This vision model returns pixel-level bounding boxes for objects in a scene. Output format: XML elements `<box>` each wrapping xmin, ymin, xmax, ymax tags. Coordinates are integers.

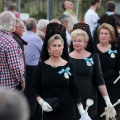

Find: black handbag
<box><xmin>44</xmin><ymin>97</ymin><xmax>60</xmax><ymax>109</ymax></box>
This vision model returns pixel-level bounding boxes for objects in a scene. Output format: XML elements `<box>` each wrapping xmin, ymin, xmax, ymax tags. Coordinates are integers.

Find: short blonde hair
<box><xmin>47</xmin><ymin>34</ymin><xmax>64</xmax><ymax>47</ymax></box>
<box><xmin>98</xmin><ymin>23</ymin><xmax>115</xmax><ymax>43</ymax></box>
<box><xmin>71</xmin><ymin>29</ymin><xmax>89</xmax><ymax>42</ymax></box>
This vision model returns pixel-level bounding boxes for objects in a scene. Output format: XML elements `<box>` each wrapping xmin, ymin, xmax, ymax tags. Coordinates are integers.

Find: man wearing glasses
<box><xmin>12</xmin><ymin>18</ymin><xmax>28</xmax><ymax>90</ymax></box>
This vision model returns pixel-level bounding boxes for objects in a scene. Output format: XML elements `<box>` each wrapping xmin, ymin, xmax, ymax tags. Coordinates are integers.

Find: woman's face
<box><xmin>72</xmin><ymin>34</ymin><xmax>87</xmax><ymax>51</ymax></box>
<box><xmin>48</xmin><ymin>39</ymin><xmax>64</xmax><ymax>58</ymax></box>
<box><xmin>99</xmin><ymin>28</ymin><xmax>111</xmax><ymax>43</ymax></box>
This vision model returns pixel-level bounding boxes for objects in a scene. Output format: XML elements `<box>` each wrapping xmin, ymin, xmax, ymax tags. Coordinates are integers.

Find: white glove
<box><xmin>103</xmin><ymin>96</ymin><xmax>116</xmax><ymax>118</ymax></box>
<box><xmin>103</xmin><ymin>96</ymin><xmax>112</xmax><ymax>109</ymax></box>
<box><xmin>38</xmin><ymin>98</ymin><xmax>53</xmax><ymax>112</ymax></box>
<box><xmin>78</xmin><ymin>104</ymin><xmax>92</xmax><ymax>120</ymax></box>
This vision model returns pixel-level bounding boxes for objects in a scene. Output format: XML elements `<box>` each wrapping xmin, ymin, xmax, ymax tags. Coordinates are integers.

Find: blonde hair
<box><xmin>71</xmin><ymin>29</ymin><xmax>89</xmax><ymax>42</ymax></box>
<box><xmin>47</xmin><ymin>34</ymin><xmax>64</xmax><ymax>47</ymax></box>
<box><xmin>98</xmin><ymin>23</ymin><xmax>116</xmax><ymax>43</ymax></box>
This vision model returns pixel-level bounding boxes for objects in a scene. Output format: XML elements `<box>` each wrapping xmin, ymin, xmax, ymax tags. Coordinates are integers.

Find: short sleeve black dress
<box><xmin>31</xmin><ymin>61</ymin><xmax>81</xmax><ymax>120</ymax></box>
<box><xmin>95</xmin><ymin>45</ymin><xmax>120</xmax><ymax>116</ymax></box>
<box><xmin>69</xmin><ymin>53</ymin><xmax>105</xmax><ymax>120</ymax></box>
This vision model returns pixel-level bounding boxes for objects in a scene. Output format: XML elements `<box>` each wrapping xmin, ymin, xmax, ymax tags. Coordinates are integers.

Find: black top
<box><xmin>69</xmin><ymin>53</ymin><xmax>105</xmax><ymax>100</ymax></box>
<box><xmin>12</xmin><ymin>32</ymin><xmax>28</xmax><ymax>52</ymax></box>
<box><xmin>12</xmin><ymin>32</ymin><xmax>28</xmax><ymax>80</ymax></box>
<box><xmin>95</xmin><ymin>45</ymin><xmax>120</xmax><ymax>84</ymax></box>
<box><xmin>31</xmin><ymin>61</ymin><xmax>81</xmax><ymax>109</ymax></box>
<box><xmin>95</xmin><ymin>45</ymin><xmax>120</xmax><ymax>116</ymax></box>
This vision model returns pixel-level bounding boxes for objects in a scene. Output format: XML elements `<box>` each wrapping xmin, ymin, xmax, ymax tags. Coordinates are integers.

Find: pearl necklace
<box><xmin>99</xmin><ymin>44</ymin><xmax>110</xmax><ymax>52</ymax></box>
<box><xmin>49</xmin><ymin>58</ymin><xmax>62</xmax><ymax>68</ymax></box>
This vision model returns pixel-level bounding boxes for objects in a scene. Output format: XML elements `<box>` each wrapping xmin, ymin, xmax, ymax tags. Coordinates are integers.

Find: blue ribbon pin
<box><xmin>58</xmin><ymin>67</ymin><xmax>72</xmax><ymax>76</ymax></box>
<box><xmin>84</xmin><ymin>57</ymin><xmax>94</xmax><ymax>65</ymax></box>
<box><xmin>108</xmin><ymin>49</ymin><xmax>117</xmax><ymax>55</ymax></box>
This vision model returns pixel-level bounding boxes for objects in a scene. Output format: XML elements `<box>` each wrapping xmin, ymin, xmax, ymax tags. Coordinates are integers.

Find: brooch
<box><xmin>84</xmin><ymin>57</ymin><xmax>94</xmax><ymax>66</ymax></box>
<box><xmin>58</xmin><ymin>67</ymin><xmax>72</xmax><ymax>79</ymax></box>
<box><xmin>108</xmin><ymin>49</ymin><xmax>117</xmax><ymax>58</ymax></box>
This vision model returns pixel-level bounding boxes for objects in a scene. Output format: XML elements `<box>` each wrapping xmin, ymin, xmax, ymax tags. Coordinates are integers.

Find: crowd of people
<box><xmin>0</xmin><ymin>0</ymin><xmax>120</xmax><ymax>120</ymax></box>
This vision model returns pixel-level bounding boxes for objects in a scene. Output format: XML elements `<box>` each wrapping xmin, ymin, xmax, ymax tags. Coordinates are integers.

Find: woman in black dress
<box><xmin>31</xmin><ymin>23</ymin><xmax>91</xmax><ymax>120</ymax></box>
<box><xmin>69</xmin><ymin>24</ymin><xmax>116</xmax><ymax>120</ymax></box>
<box><xmin>96</xmin><ymin>23</ymin><xmax>120</xmax><ymax>120</ymax></box>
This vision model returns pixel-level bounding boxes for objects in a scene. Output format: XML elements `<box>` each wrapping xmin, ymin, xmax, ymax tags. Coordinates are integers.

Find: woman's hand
<box><xmin>103</xmin><ymin>96</ymin><xmax>116</xmax><ymax>118</ymax></box>
<box><xmin>77</xmin><ymin>104</ymin><xmax>92</xmax><ymax>120</ymax></box>
<box><xmin>79</xmin><ymin>112</ymin><xmax>92</xmax><ymax>120</ymax></box>
<box><xmin>38</xmin><ymin>98</ymin><xmax>53</xmax><ymax>112</ymax></box>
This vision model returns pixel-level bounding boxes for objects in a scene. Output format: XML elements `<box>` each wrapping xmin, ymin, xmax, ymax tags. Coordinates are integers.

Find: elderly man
<box><xmin>13</xmin><ymin>18</ymin><xmax>27</xmax><ymax>50</ymax></box>
<box><xmin>0</xmin><ymin>11</ymin><xmax>25</xmax><ymax>91</ymax></box>
<box><xmin>12</xmin><ymin>18</ymin><xmax>28</xmax><ymax>90</ymax></box>
<box><xmin>36</xmin><ymin>19</ymin><xmax>49</xmax><ymax>41</ymax></box>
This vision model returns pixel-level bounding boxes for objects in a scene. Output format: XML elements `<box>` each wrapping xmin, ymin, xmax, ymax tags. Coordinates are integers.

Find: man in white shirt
<box><xmin>84</xmin><ymin>0</ymin><xmax>101</xmax><ymax>35</ymax></box>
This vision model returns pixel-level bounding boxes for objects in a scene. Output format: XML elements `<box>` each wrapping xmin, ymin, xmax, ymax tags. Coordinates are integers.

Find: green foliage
<box><xmin>1</xmin><ymin>0</ymin><xmax>119</xmax><ymax>20</ymax></box>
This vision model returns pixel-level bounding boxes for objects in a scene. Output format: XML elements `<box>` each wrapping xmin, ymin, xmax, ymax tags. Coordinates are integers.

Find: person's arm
<box><xmin>31</xmin><ymin>62</ymin><xmax>53</xmax><ymax>112</ymax></box>
<box><xmin>98</xmin><ymin>85</ymin><xmax>108</xmax><ymax>96</ymax></box>
<box><xmin>77</xmin><ymin>103</ymin><xmax>92</xmax><ymax>120</ymax></box>
<box><xmin>20</xmin><ymin>82</ymin><xmax>25</xmax><ymax>92</ymax></box>
<box><xmin>94</xmin><ymin>54</ymin><xmax>115</xmax><ymax>109</ymax></box>
<box><xmin>31</xmin><ymin>61</ymin><xmax>42</xmax><ymax>98</ymax></box>
<box><xmin>69</xmin><ymin>62</ymin><xmax>81</xmax><ymax>103</ymax></box>
<box><xmin>36</xmin><ymin>96</ymin><xmax>53</xmax><ymax>112</ymax></box>
<box><xmin>98</xmin><ymin>85</ymin><xmax>112</xmax><ymax>108</ymax></box>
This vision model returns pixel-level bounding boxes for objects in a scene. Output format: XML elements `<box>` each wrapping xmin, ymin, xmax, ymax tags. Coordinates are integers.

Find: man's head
<box><xmin>37</xmin><ymin>19</ymin><xmax>49</xmax><ymax>34</ymax></box>
<box><xmin>91</xmin><ymin>0</ymin><xmax>101</xmax><ymax>9</ymax></box>
<box><xmin>91</xmin><ymin>0</ymin><xmax>101</xmax><ymax>5</ymax></box>
<box><xmin>15</xmin><ymin>19</ymin><xmax>25</xmax><ymax>37</ymax></box>
<box><xmin>0</xmin><ymin>88</ymin><xmax>30</xmax><ymax>120</ymax></box>
<box><xmin>25</xmin><ymin>18</ymin><xmax>37</xmax><ymax>33</ymax></box>
<box><xmin>58</xmin><ymin>14</ymin><xmax>69</xmax><ymax>29</ymax></box>
<box><xmin>106</xmin><ymin>1</ymin><xmax>116</xmax><ymax>13</ymax></box>
<box><xmin>63</xmin><ymin>1</ymin><xmax>74</xmax><ymax>11</ymax></box>
<box><xmin>10</xmin><ymin>5</ymin><xmax>15</xmax><ymax>11</ymax></box>
<box><xmin>50</xmin><ymin>19</ymin><xmax>61</xmax><ymax>24</ymax></box>
<box><xmin>0</xmin><ymin>11</ymin><xmax>16</xmax><ymax>32</ymax></box>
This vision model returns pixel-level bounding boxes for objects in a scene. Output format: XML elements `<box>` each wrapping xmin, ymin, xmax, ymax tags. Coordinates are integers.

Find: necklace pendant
<box><xmin>87</xmin><ymin>61</ymin><xmax>91</xmax><ymax>66</ymax></box>
<box><xmin>111</xmin><ymin>53</ymin><xmax>115</xmax><ymax>58</ymax></box>
<box><xmin>64</xmin><ymin>72</ymin><xmax>69</xmax><ymax>79</ymax></box>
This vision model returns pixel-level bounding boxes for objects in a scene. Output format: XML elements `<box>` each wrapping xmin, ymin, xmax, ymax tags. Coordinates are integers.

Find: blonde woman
<box><xmin>96</xmin><ymin>23</ymin><xmax>120</xmax><ymax>120</ymax></box>
<box><xmin>69</xmin><ymin>28</ymin><xmax>115</xmax><ymax>120</ymax></box>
